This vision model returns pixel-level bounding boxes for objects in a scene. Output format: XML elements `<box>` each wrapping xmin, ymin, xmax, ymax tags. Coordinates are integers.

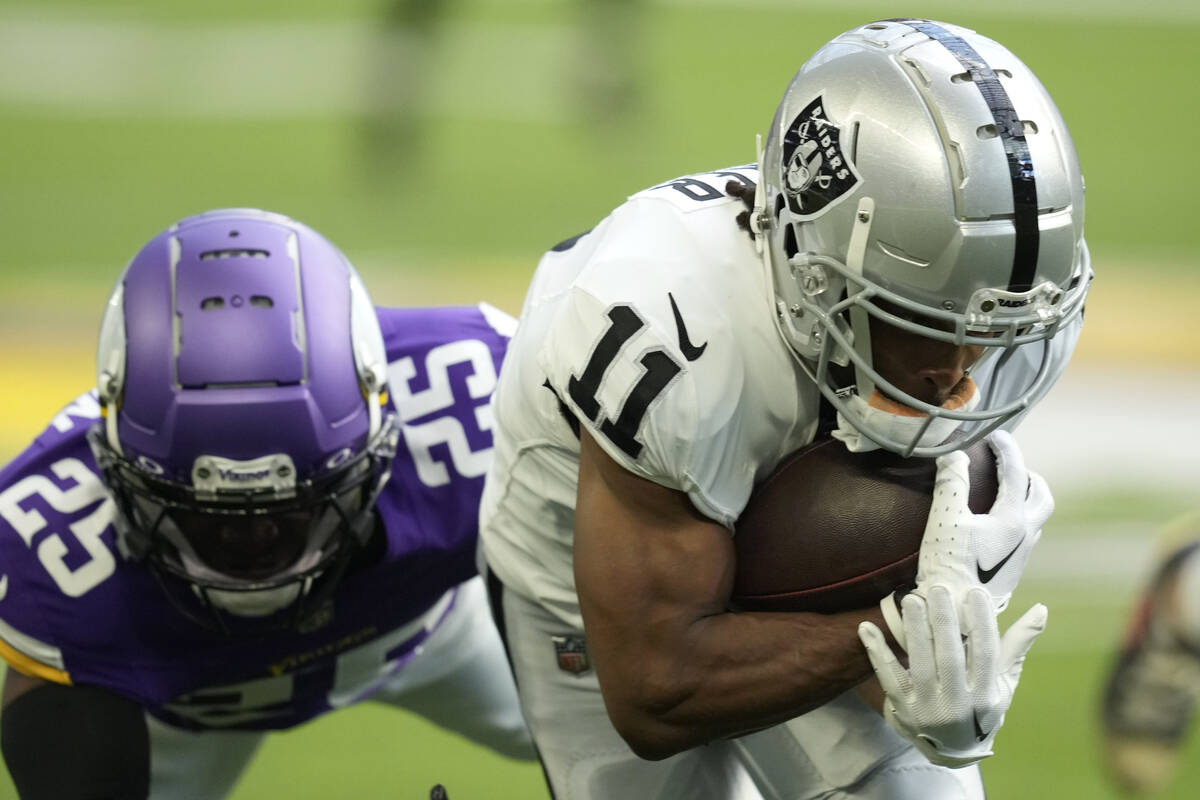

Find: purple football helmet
<box><xmin>88</xmin><ymin>208</ymin><xmax>398</xmax><ymax>634</ymax></box>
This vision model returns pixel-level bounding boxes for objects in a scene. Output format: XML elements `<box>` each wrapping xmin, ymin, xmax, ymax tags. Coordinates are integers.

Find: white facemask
<box><xmin>179</xmin><ymin>548</ymin><xmax>326</xmax><ymax>617</ymax></box>
<box><xmin>203</xmin><ymin>581</ymin><xmax>305</xmax><ymax>617</ymax></box>
<box><xmin>832</xmin><ymin>377</ymin><xmax>980</xmax><ymax>454</ymax></box>
<box><xmin>155</xmin><ymin>505</ymin><xmax>340</xmax><ymax>618</ymax></box>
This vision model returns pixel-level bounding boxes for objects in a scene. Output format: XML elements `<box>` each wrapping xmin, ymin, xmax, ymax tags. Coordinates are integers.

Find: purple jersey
<box><xmin>0</xmin><ymin>305</ymin><xmax>513</xmax><ymax>731</ymax></box>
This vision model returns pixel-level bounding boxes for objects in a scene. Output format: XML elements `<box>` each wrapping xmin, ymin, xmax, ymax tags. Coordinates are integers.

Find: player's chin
<box><xmin>208</xmin><ymin>583</ymin><xmax>303</xmax><ymax>617</ymax></box>
<box><xmin>880</xmin><ymin>376</ymin><xmax>970</xmax><ymax>412</ymax></box>
<box><xmin>873</xmin><ymin>384</ymin><xmax>937</xmax><ymax>414</ymax></box>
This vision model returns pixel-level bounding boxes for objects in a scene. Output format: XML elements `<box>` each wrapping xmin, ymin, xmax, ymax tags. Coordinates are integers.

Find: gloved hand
<box><xmin>859</xmin><ymin>585</ymin><xmax>1047</xmax><ymax>768</ymax></box>
<box><xmin>881</xmin><ymin>429</ymin><xmax>1051</xmax><ymax>649</ymax></box>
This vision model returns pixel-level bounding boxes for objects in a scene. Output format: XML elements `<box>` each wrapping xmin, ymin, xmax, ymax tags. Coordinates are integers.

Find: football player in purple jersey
<box><xmin>0</xmin><ymin>209</ymin><xmax>534</xmax><ymax>799</ymax></box>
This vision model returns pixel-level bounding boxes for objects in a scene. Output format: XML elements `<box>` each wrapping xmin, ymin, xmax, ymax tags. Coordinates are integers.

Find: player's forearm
<box><xmin>594</xmin><ymin>605</ymin><xmax>885</xmax><ymax>760</ymax></box>
<box><xmin>1</xmin><ymin>681</ymin><xmax>149</xmax><ymax>800</ymax></box>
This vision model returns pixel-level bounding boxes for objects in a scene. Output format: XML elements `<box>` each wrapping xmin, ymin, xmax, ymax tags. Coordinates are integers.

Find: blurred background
<box><xmin>1</xmin><ymin>0</ymin><xmax>1198</xmax><ymax>797</ymax></box>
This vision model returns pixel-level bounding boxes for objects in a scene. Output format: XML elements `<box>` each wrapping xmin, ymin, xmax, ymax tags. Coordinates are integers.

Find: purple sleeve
<box><xmin>373</xmin><ymin>305</ymin><xmax>511</xmax><ymax>562</ymax></box>
<box><xmin>0</xmin><ymin>314</ymin><xmax>513</xmax><ymax>731</ymax></box>
<box><xmin>0</xmin><ymin>393</ymin><xmax>124</xmax><ymax>684</ymax></box>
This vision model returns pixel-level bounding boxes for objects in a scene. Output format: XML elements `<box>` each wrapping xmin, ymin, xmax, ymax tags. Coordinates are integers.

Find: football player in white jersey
<box><xmin>479</xmin><ymin>19</ymin><xmax>1090</xmax><ymax>800</ymax></box>
<box><xmin>1101</xmin><ymin>511</ymin><xmax>1200</xmax><ymax>794</ymax></box>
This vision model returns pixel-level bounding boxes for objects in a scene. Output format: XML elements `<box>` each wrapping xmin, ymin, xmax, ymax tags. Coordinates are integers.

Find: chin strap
<box><xmin>754</xmin><ymin>133</ymin><xmax>811</xmax><ymax>369</ymax></box>
<box><xmin>97</xmin><ymin>333</ymin><xmax>126</xmax><ymax>456</ymax></box>
<box><xmin>751</xmin><ymin>134</ymin><xmax>769</xmax><ymax>255</ymax></box>
<box><xmin>844</xmin><ymin>196</ymin><xmax>876</xmax><ymax>400</ymax></box>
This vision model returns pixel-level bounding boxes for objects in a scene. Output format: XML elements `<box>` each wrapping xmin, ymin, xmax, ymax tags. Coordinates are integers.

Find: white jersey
<box><xmin>480</xmin><ymin>165</ymin><xmax>1082</xmax><ymax>629</ymax></box>
<box><xmin>480</xmin><ymin>166</ymin><xmax>822</xmax><ymax>628</ymax></box>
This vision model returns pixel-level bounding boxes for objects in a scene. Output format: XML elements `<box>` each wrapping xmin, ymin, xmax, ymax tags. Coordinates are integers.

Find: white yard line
<box><xmin>1015</xmin><ymin>364</ymin><xmax>1200</xmax><ymax>498</ymax></box>
<box><xmin>0</xmin><ymin>15</ymin><xmax>572</xmax><ymax>120</ymax></box>
<box><xmin>660</xmin><ymin>0</ymin><xmax>1200</xmax><ymax>24</ymax></box>
<box><xmin>1</xmin><ymin>2</ymin><xmax>1195</xmax><ymax>118</ymax></box>
<box><xmin>12</xmin><ymin>0</ymin><xmax>1197</xmax><ymax>24</ymax></box>
<box><xmin>1024</xmin><ymin>527</ymin><xmax>1161</xmax><ymax>587</ymax></box>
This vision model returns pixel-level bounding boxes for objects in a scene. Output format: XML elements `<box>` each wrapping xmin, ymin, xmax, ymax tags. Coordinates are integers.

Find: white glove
<box><xmin>881</xmin><ymin>429</ymin><xmax>1051</xmax><ymax>650</ymax></box>
<box><xmin>859</xmin><ymin>585</ymin><xmax>1047</xmax><ymax>768</ymax></box>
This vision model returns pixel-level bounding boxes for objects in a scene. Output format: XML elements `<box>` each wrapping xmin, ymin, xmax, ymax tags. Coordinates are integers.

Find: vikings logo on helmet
<box><xmin>780</xmin><ymin>95</ymin><xmax>859</xmax><ymax>218</ymax></box>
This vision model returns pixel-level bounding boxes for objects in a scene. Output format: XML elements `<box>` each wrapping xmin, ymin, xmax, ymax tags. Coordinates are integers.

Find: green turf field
<box><xmin>2</xmin><ymin>0</ymin><xmax>1199</xmax><ymax>797</ymax></box>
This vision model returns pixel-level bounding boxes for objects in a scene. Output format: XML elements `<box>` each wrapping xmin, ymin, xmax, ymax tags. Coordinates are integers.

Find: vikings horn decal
<box><xmin>781</xmin><ymin>96</ymin><xmax>860</xmax><ymax>218</ymax></box>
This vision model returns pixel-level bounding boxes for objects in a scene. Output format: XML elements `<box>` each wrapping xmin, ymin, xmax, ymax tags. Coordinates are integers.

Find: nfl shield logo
<box><xmin>552</xmin><ymin>634</ymin><xmax>590</xmax><ymax>675</ymax></box>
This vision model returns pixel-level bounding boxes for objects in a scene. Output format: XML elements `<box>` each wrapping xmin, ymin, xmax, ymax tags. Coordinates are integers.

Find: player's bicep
<box><xmin>575</xmin><ymin>429</ymin><xmax>735</xmax><ymax>662</ymax></box>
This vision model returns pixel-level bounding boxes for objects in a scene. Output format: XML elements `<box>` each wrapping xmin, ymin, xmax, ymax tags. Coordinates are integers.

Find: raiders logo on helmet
<box><xmin>781</xmin><ymin>95</ymin><xmax>860</xmax><ymax>218</ymax></box>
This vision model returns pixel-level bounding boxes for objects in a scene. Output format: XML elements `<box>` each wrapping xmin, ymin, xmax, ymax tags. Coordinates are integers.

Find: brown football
<box><xmin>730</xmin><ymin>438</ymin><xmax>999</xmax><ymax>614</ymax></box>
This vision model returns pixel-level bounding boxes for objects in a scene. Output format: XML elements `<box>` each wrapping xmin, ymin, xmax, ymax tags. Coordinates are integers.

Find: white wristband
<box><xmin>880</xmin><ymin>591</ymin><xmax>908</xmax><ymax>652</ymax></box>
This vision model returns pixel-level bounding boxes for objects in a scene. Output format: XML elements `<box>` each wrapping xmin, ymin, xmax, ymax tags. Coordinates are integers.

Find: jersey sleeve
<box><xmin>0</xmin><ymin>616</ymin><xmax>71</xmax><ymax>685</ymax></box>
<box><xmin>536</xmin><ymin>193</ymin><xmax>760</xmax><ymax>527</ymax></box>
<box><xmin>0</xmin><ymin>397</ymin><xmax>113</xmax><ymax>687</ymax></box>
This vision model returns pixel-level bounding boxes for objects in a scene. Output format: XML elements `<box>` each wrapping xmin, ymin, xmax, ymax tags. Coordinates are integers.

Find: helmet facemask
<box><xmin>89</xmin><ymin>415</ymin><xmax>399</xmax><ymax>635</ymax></box>
<box><xmin>772</xmin><ymin>236</ymin><xmax>1088</xmax><ymax>456</ymax></box>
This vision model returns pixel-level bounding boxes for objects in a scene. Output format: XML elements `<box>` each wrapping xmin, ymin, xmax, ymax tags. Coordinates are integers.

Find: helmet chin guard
<box><xmin>758</xmin><ymin>19</ymin><xmax>1091</xmax><ymax>456</ymax></box>
<box><xmin>92</xmin><ymin>208</ymin><xmax>398</xmax><ymax>634</ymax></box>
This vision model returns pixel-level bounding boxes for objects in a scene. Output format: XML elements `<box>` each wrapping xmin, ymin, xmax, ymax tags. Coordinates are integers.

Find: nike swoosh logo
<box><xmin>977</xmin><ymin>536</ymin><xmax>1025</xmax><ymax>584</ymax></box>
<box><xmin>668</xmin><ymin>292</ymin><xmax>707</xmax><ymax>362</ymax></box>
<box><xmin>974</xmin><ymin>712</ymin><xmax>989</xmax><ymax>742</ymax></box>
<box><xmin>0</xmin><ymin>574</ymin><xmax>7</xmax><ymax>602</ymax></box>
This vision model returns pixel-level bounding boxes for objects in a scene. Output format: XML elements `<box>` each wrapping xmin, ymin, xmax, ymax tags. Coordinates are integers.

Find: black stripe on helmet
<box><xmin>889</xmin><ymin>19</ymin><xmax>1039</xmax><ymax>292</ymax></box>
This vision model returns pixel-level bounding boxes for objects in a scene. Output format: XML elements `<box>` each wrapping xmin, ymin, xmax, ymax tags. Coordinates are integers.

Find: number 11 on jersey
<box><xmin>567</xmin><ymin>305</ymin><xmax>681</xmax><ymax>459</ymax></box>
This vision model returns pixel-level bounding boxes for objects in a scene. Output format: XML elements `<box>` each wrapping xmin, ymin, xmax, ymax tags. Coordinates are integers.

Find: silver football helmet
<box><xmin>755</xmin><ymin>19</ymin><xmax>1091</xmax><ymax>456</ymax></box>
